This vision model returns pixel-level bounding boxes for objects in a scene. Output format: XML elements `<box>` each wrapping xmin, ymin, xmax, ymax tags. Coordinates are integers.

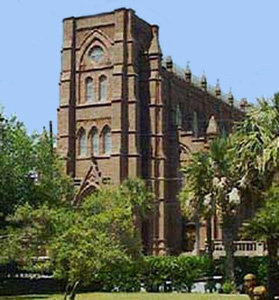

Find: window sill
<box><xmin>76</xmin><ymin>154</ymin><xmax>111</xmax><ymax>160</ymax></box>
<box><xmin>76</xmin><ymin>101</ymin><xmax>110</xmax><ymax>108</ymax></box>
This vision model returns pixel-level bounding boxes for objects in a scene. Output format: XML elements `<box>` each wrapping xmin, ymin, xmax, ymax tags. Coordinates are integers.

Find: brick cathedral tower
<box><xmin>57</xmin><ymin>8</ymin><xmax>243</xmax><ymax>254</ymax></box>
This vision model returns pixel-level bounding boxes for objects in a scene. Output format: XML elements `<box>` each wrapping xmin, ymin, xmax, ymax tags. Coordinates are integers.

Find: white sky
<box><xmin>0</xmin><ymin>0</ymin><xmax>278</xmax><ymax>133</ymax></box>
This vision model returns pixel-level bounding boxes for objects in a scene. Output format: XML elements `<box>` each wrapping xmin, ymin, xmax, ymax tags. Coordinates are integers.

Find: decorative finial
<box><xmin>240</xmin><ymin>98</ymin><xmax>248</xmax><ymax>111</ymax></box>
<box><xmin>166</xmin><ymin>56</ymin><xmax>173</xmax><ymax>71</ymax></box>
<box><xmin>215</xmin><ymin>79</ymin><xmax>221</xmax><ymax>97</ymax></box>
<box><xmin>227</xmin><ymin>87</ymin><xmax>234</xmax><ymax>106</ymax></box>
<box><xmin>185</xmin><ymin>61</ymin><xmax>191</xmax><ymax>83</ymax></box>
<box><xmin>148</xmin><ymin>25</ymin><xmax>162</xmax><ymax>56</ymax></box>
<box><xmin>201</xmin><ymin>71</ymin><xmax>207</xmax><ymax>91</ymax></box>
<box><xmin>201</xmin><ymin>70</ymin><xmax>207</xmax><ymax>82</ymax></box>
<box><xmin>185</xmin><ymin>61</ymin><xmax>191</xmax><ymax>74</ymax></box>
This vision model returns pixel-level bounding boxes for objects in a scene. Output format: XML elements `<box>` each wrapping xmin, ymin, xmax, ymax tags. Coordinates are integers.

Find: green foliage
<box><xmin>214</xmin><ymin>257</ymin><xmax>268</xmax><ymax>287</ymax></box>
<box><xmin>96</xmin><ymin>259</ymin><xmax>142</xmax><ymax>292</ymax></box>
<box><xmin>232</xmin><ymin>95</ymin><xmax>279</xmax><ymax>194</ymax></box>
<box><xmin>120</xmin><ymin>178</ymin><xmax>154</xmax><ymax>219</ymax></box>
<box><xmin>222</xmin><ymin>280</ymin><xmax>236</xmax><ymax>294</ymax></box>
<box><xmin>1</xmin><ymin>179</ymin><xmax>154</xmax><ymax>291</ymax></box>
<box><xmin>179</xmin><ymin>151</ymin><xmax>212</xmax><ymax>219</ymax></box>
<box><xmin>0</xmin><ymin>112</ymin><xmax>35</xmax><ymax>225</ymax></box>
<box><xmin>242</xmin><ymin>185</ymin><xmax>279</xmax><ymax>242</ymax></box>
<box><xmin>142</xmin><ymin>256</ymin><xmax>209</xmax><ymax>292</ymax></box>
<box><xmin>0</xmin><ymin>111</ymin><xmax>73</xmax><ymax>229</ymax></box>
<box><xmin>180</xmin><ymin>137</ymin><xmax>241</xmax><ymax>281</ymax></box>
<box><xmin>235</xmin><ymin>257</ymin><xmax>268</xmax><ymax>286</ymax></box>
<box><xmin>33</xmin><ymin>131</ymin><xmax>73</xmax><ymax>207</ymax></box>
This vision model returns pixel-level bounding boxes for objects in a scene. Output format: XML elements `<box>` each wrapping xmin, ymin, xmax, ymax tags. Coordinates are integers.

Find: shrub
<box><xmin>142</xmin><ymin>255</ymin><xmax>209</xmax><ymax>292</ymax></box>
<box><xmin>222</xmin><ymin>280</ymin><xmax>236</xmax><ymax>294</ymax></box>
<box><xmin>96</xmin><ymin>258</ymin><xmax>142</xmax><ymax>292</ymax></box>
<box><xmin>214</xmin><ymin>256</ymin><xmax>268</xmax><ymax>288</ymax></box>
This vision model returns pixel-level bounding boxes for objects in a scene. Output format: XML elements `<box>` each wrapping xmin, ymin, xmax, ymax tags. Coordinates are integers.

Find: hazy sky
<box><xmin>0</xmin><ymin>0</ymin><xmax>278</xmax><ymax>133</ymax></box>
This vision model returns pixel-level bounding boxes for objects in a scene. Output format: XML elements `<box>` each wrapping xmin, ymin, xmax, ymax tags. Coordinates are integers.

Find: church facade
<box><xmin>57</xmin><ymin>8</ymin><xmax>244</xmax><ymax>255</ymax></box>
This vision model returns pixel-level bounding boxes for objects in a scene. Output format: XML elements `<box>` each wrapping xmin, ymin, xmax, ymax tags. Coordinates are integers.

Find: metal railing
<box><xmin>212</xmin><ymin>240</ymin><xmax>267</xmax><ymax>258</ymax></box>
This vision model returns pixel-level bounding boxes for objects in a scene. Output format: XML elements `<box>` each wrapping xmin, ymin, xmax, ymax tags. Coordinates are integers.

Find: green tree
<box><xmin>179</xmin><ymin>150</ymin><xmax>213</xmax><ymax>257</ymax></box>
<box><xmin>1</xmin><ymin>179</ymin><xmax>154</xmax><ymax>300</ymax></box>
<box><xmin>32</xmin><ymin>128</ymin><xmax>73</xmax><ymax>207</ymax></box>
<box><xmin>243</xmin><ymin>185</ymin><xmax>279</xmax><ymax>298</ymax></box>
<box><xmin>232</xmin><ymin>94</ymin><xmax>279</xmax><ymax>298</ymax></box>
<box><xmin>0</xmin><ymin>111</ymin><xmax>35</xmax><ymax>227</ymax></box>
<box><xmin>0</xmin><ymin>110</ymin><xmax>73</xmax><ymax>229</ymax></box>
<box><xmin>180</xmin><ymin>137</ymin><xmax>242</xmax><ymax>284</ymax></box>
<box><xmin>209</xmin><ymin>137</ymin><xmax>241</xmax><ymax>286</ymax></box>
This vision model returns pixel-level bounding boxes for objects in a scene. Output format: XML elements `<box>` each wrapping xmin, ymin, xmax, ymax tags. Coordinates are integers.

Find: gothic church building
<box><xmin>57</xmin><ymin>8</ymin><xmax>244</xmax><ymax>255</ymax></box>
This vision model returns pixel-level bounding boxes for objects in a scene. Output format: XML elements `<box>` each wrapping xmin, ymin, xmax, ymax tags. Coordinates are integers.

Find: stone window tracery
<box><xmin>89</xmin><ymin>46</ymin><xmax>104</xmax><ymax>63</ymax></box>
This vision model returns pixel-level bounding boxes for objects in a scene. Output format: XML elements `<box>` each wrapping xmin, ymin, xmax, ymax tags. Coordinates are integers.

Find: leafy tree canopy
<box><xmin>0</xmin><ymin>110</ymin><xmax>73</xmax><ymax>229</ymax></box>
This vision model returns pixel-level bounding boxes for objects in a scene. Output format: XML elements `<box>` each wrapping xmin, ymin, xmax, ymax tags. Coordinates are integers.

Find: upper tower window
<box><xmin>89</xmin><ymin>46</ymin><xmax>104</xmax><ymax>63</ymax></box>
<box><xmin>99</xmin><ymin>75</ymin><xmax>108</xmax><ymax>101</ymax></box>
<box><xmin>85</xmin><ymin>77</ymin><xmax>94</xmax><ymax>103</ymax></box>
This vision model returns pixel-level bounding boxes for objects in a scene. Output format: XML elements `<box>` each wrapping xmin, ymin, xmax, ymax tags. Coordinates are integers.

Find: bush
<box><xmin>214</xmin><ymin>256</ymin><xmax>268</xmax><ymax>288</ymax></box>
<box><xmin>222</xmin><ymin>280</ymin><xmax>236</xmax><ymax>294</ymax></box>
<box><xmin>95</xmin><ymin>255</ymin><xmax>210</xmax><ymax>292</ymax></box>
<box><xmin>142</xmin><ymin>255</ymin><xmax>209</xmax><ymax>292</ymax></box>
<box><xmin>96</xmin><ymin>258</ymin><xmax>142</xmax><ymax>292</ymax></box>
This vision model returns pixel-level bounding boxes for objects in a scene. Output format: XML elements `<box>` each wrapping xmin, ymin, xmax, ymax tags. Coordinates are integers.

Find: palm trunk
<box><xmin>64</xmin><ymin>280</ymin><xmax>80</xmax><ymax>300</ymax></box>
<box><xmin>194</xmin><ymin>214</ymin><xmax>201</xmax><ymax>256</ymax></box>
<box><xmin>206</xmin><ymin>216</ymin><xmax>213</xmax><ymax>261</ymax></box>
<box><xmin>222</xmin><ymin>224</ymin><xmax>235</xmax><ymax>284</ymax></box>
<box><xmin>267</xmin><ymin>238</ymin><xmax>279</xmax><ymax>299</ymax></box>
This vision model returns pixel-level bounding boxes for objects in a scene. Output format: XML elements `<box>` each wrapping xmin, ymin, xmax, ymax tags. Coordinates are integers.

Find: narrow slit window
<box><xmin>91</xmin><ymin>128</ymin><xmax>99</xmax><ymax>155</ymax></box>
<box><xmin>99</xmin><ymin>75</ymin><xmax>108</xmax><ymax>101</ymax></box>
<box><xmin>85</xmin><ymin>77</ymin><xmax>94</xmax><ymax>103</ymax></box>
<box><xmin>102</xmin><ymin>126</ymin><xmax>111</xmax><ymax>155</ymax></box>
<box><xmin>79</xmin><ymin>129</ymin><xmax>87</xmax><ymax>156</ymax></box>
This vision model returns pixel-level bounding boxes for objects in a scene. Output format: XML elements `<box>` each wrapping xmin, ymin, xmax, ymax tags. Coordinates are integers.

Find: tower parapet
<box><xmin>162</xmin><ymin>58</ymin><xmax>243</xmax><ymax>109</ymax></box>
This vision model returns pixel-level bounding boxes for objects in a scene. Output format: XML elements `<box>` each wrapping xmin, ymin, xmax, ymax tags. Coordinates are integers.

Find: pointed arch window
<box><xmin>85</xmin><ymin>77</ymin><xmax>94</xmax><ymax>103</ymax></box>
<box><xmin>78</xmin><ymin>128</ymin><xmax>87</xmax><ymax>156</ymax></box>
<box><xmin>91</xmin><ymin>127</ymin><xmax>99</xmax><ymax>155</ymax></box>
<box><xmin>99</xmin><ymin>75</ymin><xmax>108</xmax><ymax>102</ymax></box>
<box><xmin>102</xmin><ymin>126</ymin><xmax>111</xmax><ymax>155</ymax></box>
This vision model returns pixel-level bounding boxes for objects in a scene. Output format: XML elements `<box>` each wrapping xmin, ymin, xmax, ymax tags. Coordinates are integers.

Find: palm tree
<box><xmin>179</xmin><ymin>150</ymin><xmax>213</xmax><ymax>256</ymax></box>
<box><xmin>243</xmin><ymin>185</ymin><xmax>279</xmax><ymax>299</ymax></box>
<box><xmin>208</xmin><ymin>137</ymin><xmax>241</xmax><ymax>284</ymax></box>
<box><xmin>180</xmin><ymin>136</ymin><xmax>242</xmax><ymax>284</ymax></box>
<box><xmin>232</xmin><ymin>95</ymin><xmax>279</xmax><ymax>196</ymax></box>
<box><xmin>233</xmin><ymin>94</ymin><xmax>279</xmax><ymax>298</ymax></box>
